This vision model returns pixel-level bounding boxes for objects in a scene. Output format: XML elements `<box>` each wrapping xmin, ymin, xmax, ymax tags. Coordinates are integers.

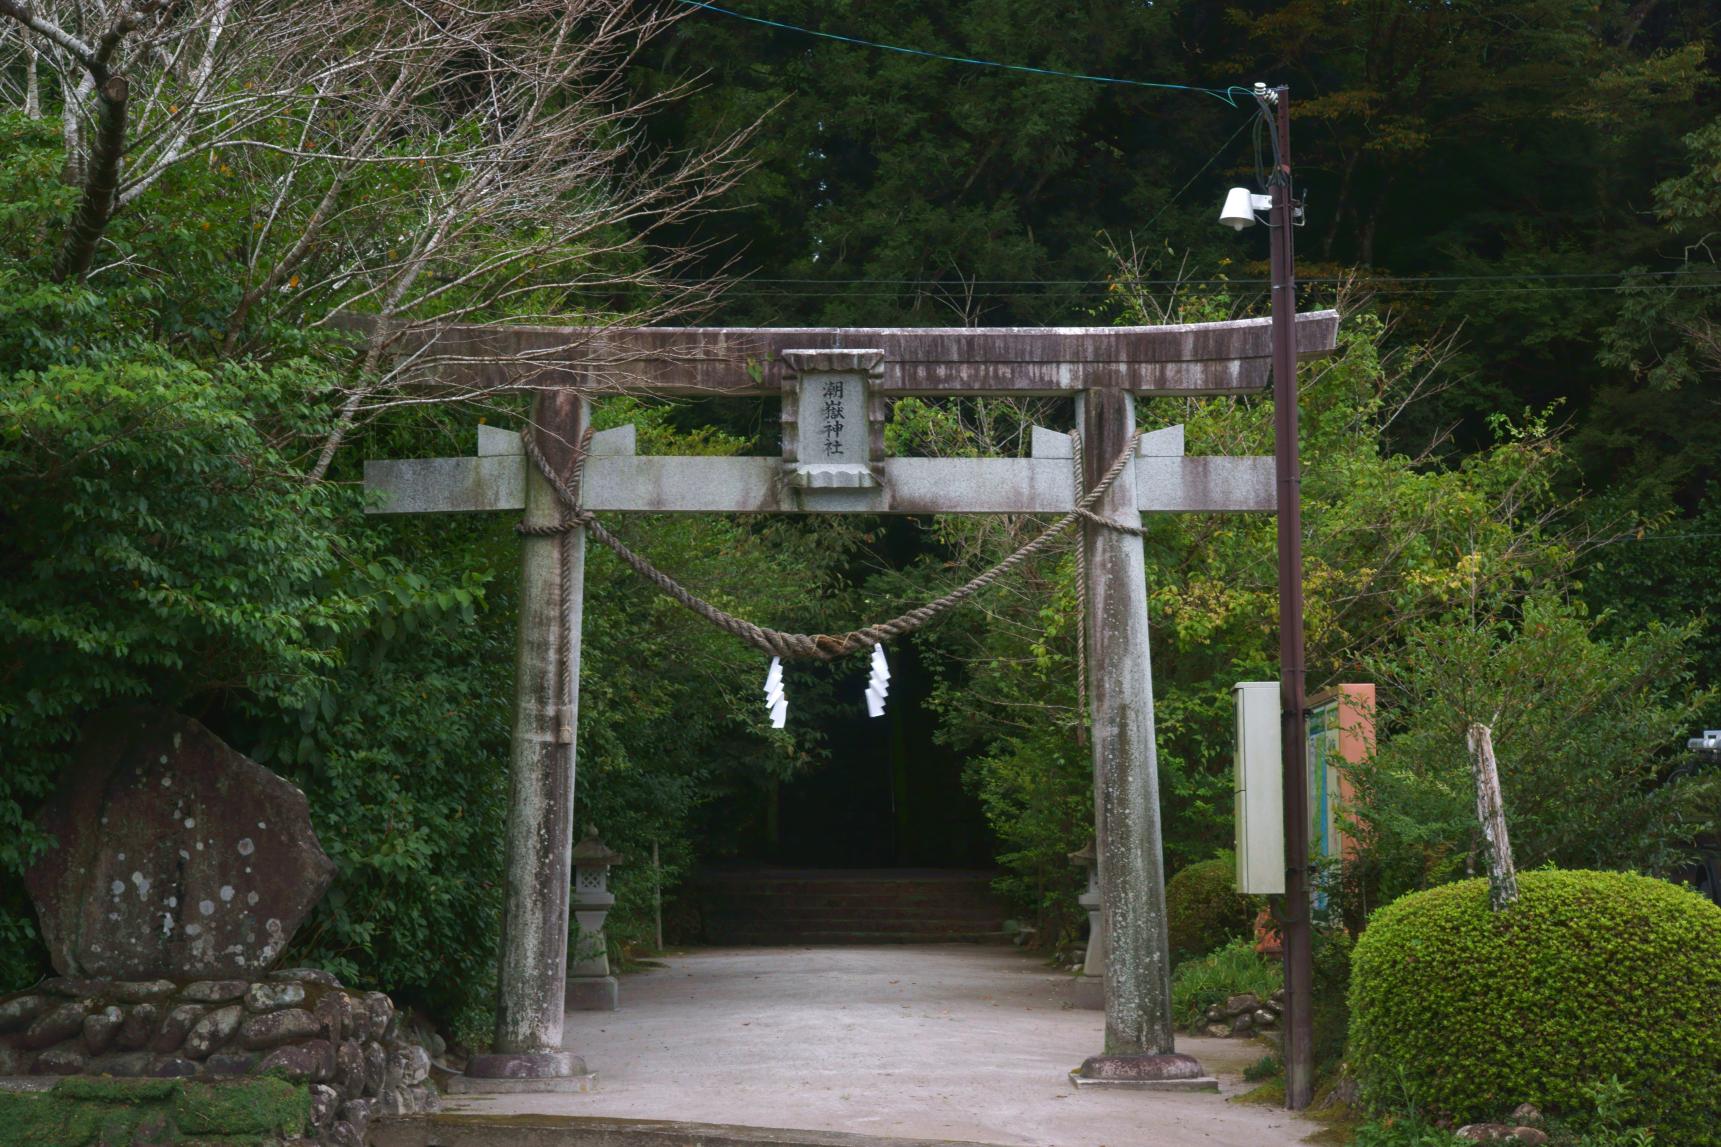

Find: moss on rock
<box><xmin>0</xmin><ymin>1076</ymin><xmax>307</xmax><ymax>1145</ymax></box>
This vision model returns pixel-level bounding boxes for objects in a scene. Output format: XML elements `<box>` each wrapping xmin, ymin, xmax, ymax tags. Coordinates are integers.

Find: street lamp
<box><xmin>1219</xmin><ymin>83</ymin><xmax>1316</xmax><ymax>1112</ymax></box>
<box><xmin>1218</xmin><ymin>188</ymin><xmax>1273</xmax><ymax>231</ymax></box>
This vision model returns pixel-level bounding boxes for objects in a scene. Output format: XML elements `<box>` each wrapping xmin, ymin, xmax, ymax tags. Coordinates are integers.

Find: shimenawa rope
<box><xmin>518</xmin><ymin>425</ymin><xmax>1145</xmax><ymax>664</ymax></box>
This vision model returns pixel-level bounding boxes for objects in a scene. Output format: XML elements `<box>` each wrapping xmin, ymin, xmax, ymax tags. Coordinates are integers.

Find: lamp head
<box><xmin>1219</xmin><ymin>187</ymin><xmax>1273</xmax><ymax>231</ymax></box>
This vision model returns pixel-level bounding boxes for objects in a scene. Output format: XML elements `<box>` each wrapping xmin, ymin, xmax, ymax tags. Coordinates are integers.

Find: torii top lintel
<box><xmin>403</xmin><ymin>310</ymin><xmax>1339</xmax><ymax>397</ymax></box>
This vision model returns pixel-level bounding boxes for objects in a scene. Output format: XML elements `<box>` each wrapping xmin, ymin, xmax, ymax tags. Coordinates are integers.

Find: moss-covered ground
<box><xmin>0</xmin><ymin>1077</ymin><xmax>306</xmax><ymax>1145</ymax></box>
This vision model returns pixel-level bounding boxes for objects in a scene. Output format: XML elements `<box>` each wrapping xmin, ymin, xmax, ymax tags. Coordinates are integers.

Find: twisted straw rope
<box><xmin>519</xmin><ymin>424</ymin><xmax>1144</xmax><ymax>663</ymax></box>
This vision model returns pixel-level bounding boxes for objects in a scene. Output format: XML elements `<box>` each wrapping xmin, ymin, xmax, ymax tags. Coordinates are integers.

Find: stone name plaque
<box><xmin>780</xmin><ymin>349</ymin><xmax>884</xmax><ymax>489</ymax></box>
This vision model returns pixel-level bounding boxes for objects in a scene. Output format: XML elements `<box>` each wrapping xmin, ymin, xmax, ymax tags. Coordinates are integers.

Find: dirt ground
<box><xmin>443</xmin><ymin>945</ymin><xmax>1324</xmax><ymax>1147</ymax></box>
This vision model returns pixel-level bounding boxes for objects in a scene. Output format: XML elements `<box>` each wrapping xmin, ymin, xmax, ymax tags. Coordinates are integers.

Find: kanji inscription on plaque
<box><xmin>781</xmin><ymin>348</ymin><xmax>881</xmax><ymax>489</ymax></box>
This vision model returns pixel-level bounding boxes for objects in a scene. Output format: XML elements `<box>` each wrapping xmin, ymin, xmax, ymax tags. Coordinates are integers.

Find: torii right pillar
<box><xmin>1072</xmin><ymin>388</ymin><xmax>1213</xmax><ymax>1090</ymax></box>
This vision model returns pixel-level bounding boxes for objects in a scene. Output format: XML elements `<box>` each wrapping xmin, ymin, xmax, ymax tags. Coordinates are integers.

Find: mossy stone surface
<box><xmin>0</xmin><ymin>1075</ymin><xmax>308</xmax><ymax>1145</ymax></box>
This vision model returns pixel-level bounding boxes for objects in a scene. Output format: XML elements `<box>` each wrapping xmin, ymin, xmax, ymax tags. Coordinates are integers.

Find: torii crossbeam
<box><xmin>364</xmin><ymin>311</ymin><xmax>1339</xmax><ymax>1091</ymax></box>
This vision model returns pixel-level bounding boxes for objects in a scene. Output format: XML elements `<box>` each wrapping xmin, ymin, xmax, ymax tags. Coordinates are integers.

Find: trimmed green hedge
<box><xmin>1349</xmin><ymin>870</ymin><xmax>1721</xmax><ymax>1143</ymax></box>
<box><xmin>1165</xmin><ymin>856</ymin><xmax>1258</xmax><ymax>961</ymax></box>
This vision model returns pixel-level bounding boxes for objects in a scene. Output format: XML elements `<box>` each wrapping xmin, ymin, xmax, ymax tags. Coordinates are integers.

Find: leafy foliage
<box><xmin>1352</xmin><ymin>598</ymin><xmax>1718</xmax><ymax>900</ymax></box>
<box><xmin>1348</xmin><ymin>871</ymin><xmax>1721</xmax><ymax>1144</ymax></box>
<box><xmin>1169</xmin><ymin>937</ymin><xmax>1281</xmax><ymax>1032</ymax></box>
<box><xmin>1164</xmin><ymin>856</ymin><xmax>1258</xmax><ymax>963</ymax></box>
<box><xmin>0</xmin><ymin>112</ymin><xmax>847</xmax><ymax>1045</ymax></box>
<box><xmin>0</xmin><ymin>306</ymin><xmax>360</xmax><ymax>992</ymax></box>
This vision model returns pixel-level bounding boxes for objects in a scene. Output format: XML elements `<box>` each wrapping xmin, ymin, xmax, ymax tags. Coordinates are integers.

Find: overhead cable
<box><xmin>675</xmin><ymin>0</ymin><xmax>1252</xmax><ymax>104</ymax></box>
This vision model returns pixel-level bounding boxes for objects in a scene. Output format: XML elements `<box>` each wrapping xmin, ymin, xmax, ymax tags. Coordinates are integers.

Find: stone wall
<box><xmin>1186</xmin><ymin>989</ymin><xmax>1285</xmax><ymax>1038</ymax></box>
<box><xmin>0</xmin><ymin>968</ymin><xmax>435</xmax><ymax>1145</ymax></box>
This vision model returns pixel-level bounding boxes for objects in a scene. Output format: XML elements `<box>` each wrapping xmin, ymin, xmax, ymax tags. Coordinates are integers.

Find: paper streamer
<box><xmin>865</xmin><ymin>643</ymin><xmax>891</xmax><ymax>718</ymax></box>
<box><xmin>763</xmin><ymin>657</ymin><xmax>787</xmax><ymax>729</ymax></box>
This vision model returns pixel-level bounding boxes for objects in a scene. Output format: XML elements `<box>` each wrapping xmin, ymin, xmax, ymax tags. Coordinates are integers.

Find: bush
<box><xmin>1165</xmin><ymin>856</ymin><xmax>1258</xmax><ymax>961</ymax></box>
<box><xmin>1171</xmin><ymin>938</ymin><xmax>1282</xmax><ymax>1031</ymax></box>
<box><xmin>1312</xmin><ymin>926</ymin><xmax>1353</xmax><ymax>1073</ymax></box>
<box><xmin>1349</xmin><ymin>870</ymin><xmax>1721</xmax><ymax>1144</ymax></box>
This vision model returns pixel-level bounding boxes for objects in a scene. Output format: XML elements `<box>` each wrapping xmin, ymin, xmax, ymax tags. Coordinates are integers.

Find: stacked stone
<box><xmin>1194</xmin><ymin>987</ymin><xmax>1285</xmax><ymax>1038</ymax></box>
<box><xmin>0</xmin><ymin>967</ymin><xmax>435</xmax><ymax>1146</ymax></box>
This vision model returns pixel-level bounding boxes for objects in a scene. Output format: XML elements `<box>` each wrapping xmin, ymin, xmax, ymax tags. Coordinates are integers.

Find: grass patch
<box><xmin>1171</xmin><ymin>938</ymin><xmax>1282</xmax><ymax>1031</ymax></box>
<box><xmin>1234</xmin><ymin>1078</ymin><xmax>1286</xmax><ymax>1106</ymax></box>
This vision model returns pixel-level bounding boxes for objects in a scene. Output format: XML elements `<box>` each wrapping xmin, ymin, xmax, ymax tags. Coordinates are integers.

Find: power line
<box><xmin>1136</xmin><ymin>115</ymin><xmax>1256</xmax><ymax>236</ymax></box>
<box><xmin>706</xmin><ymin>282</ymin><xmax>1721</xmax><ymax>299</ymax></box>
<box><xmin>675</xmin><ymin>1</ymin><xmax>1251</xmax><ymax>104</ymax></box>
<box><xmin>696</xmin><ymin>269</ymin><xmax>1715</xmax><ymax>286</ymax></box>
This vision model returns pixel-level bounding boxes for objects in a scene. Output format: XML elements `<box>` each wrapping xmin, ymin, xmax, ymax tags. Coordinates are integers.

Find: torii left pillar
<box><xmin>466</xmin><ymin>391</ymin><xmax>592</xmax><ymax>1088</ymax></box>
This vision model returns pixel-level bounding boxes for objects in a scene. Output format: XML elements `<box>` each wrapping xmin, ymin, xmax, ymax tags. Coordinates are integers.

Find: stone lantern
<box><xmin>1069</xmin><ymin>841</ymin><xmax>1104</xmax><ymax>1010</ymax></box>
<box><xmin>568</xmin><ymin>826</ymin><xmax>623</xmax><ymax>1011</ymax></box>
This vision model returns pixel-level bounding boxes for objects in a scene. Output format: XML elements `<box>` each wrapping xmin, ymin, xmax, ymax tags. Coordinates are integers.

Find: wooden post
<box><xmin>471</xmin><ymin>392</ymin><xmax>589</xmax><ymax>1081</ymax></box>
<box><xmin>1073</xmin><ymin>389</ymin><xmax>1207</xmax><ymax>1086</ymax></box>
<box><xmin>1467</xmin><ymin>723</ymin><xmax>1519</xmax><ymax>911</ymax></box>
<box><xmin>653</xmin><ymin>841</ymin><xmax>663</xmax><ymax>951</ymax></box>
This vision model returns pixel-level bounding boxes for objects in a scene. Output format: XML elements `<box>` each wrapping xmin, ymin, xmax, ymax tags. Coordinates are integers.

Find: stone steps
<box><xmin>694</xmin><ymin>869</ymin><xmax>1010</xmax><ymax>946</ymax></box>
<box><xmin>709</xmin><ymin>923</ymin><xmax>1011</xmax><ymax>943</ymax></box>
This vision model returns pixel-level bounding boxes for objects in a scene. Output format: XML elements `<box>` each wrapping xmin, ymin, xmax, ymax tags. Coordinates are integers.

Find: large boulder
<box><xmin>24</xmin><ymin>708</ymin><xmax>335</xmax><ymax>979</ymax></box>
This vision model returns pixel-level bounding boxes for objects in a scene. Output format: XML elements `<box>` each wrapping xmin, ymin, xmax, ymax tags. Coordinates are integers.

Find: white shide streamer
<box><xmin>763</xmin><ymin>657</ymin><xmax>787</xmax><ymax>729</ymax></box>
<box><xmin>865</xmin><ymin>644</ymin><xmax>891</xmax><ymax>718</ymax></box>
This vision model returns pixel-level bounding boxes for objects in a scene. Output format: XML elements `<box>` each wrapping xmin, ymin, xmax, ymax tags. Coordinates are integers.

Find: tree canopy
<box><xmin>1</xmin><ymin>0</ymin><xmax>1718</xmax><ymax>1064</ymax></box>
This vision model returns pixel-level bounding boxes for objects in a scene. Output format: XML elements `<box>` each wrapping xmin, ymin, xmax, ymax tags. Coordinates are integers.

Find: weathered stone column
<box><xmin>1073</xmin><ymin>389</ymin><xmax>1209</xmax><ymax>1088</ymax></box>
<box><xmin>472</xmin><ymin>391</ymin><xmax>588</xmax><ymax>1083</ymax></box>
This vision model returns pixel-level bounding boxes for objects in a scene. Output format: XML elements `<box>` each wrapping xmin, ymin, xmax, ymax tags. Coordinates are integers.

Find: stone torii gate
<box><xmin>364</xmin><ymin>312</ymin><xmax>1339</xmax><ymax>1089</ymax></box>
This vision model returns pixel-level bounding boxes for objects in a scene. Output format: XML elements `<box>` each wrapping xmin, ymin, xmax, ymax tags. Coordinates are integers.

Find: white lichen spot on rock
<box><xmin>219</xmin><ymin>885</ymin><xmax>234</xmax><ymax>902</ymax></box>
<box><xmin>185</xmin><ymin>923</ymin><xmax>202</xmax><ymax>937</ymax></box>
<box><xmin>183</xmin><ymin>817</ymin><xmax>196</xmax><ymax>829</ymax></box>
<box><xmin>199</xmin><ymin>900</ymin><xmax>215</xmax><ymax>917</ymax></box>
<box><xmin>258</xmin><ymin>821</ymin><xmax>267</xmax><ymax>829</ymax></box>
<box><xmin>165</xmin><ymin>896</ymin><xmax>178</xmax><ymax>908</ymax></box>
<box><xmin>237</xmin><ymin>838</ymin><xmax>255</xmax><ymax>857</ymax></box>
<box><xmin>161</xmin><ymin>914</ymin><xmax>175</xmax><ymax>936</ymax></box>
<box><xmin>246</xmin><ymin>891</ymin><xmax>259</xmax><ymax>906</ymax></box>
<box><xmin>111</xmin><ymin>880</ymin><xmax>126</xmax><ymax>897</ymax></box>
<box><xmin>132</xmin><ymin>871</ymin><xmax>151</xmax><ymax>898</ymax></box>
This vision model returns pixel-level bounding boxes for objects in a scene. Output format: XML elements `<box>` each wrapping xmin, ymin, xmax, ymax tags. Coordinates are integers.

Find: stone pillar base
<box><xmin>456</xmin><ymin>1050</ymin><xmax>593</xmax><ymax>1093</ymax></box>
<box><xmin>1070</xmin><ymin>975</ymin><xmax>1104</xmax><ymax>1011</ymax></box>
<box><xmin>566</xmin><ymin>976</ymin><xmax>618</xmax><ymax>1011</ymax></box>
<box><xmin>1070</xmin><ymin>1053</ymin><xmax>1217</xmax><ymax>1092</ymax></box>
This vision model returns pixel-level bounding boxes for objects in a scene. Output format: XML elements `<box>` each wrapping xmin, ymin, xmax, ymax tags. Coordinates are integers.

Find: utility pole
<box><xmin>1264</xmin><ymin>83</ymin><xmax>1315</xmax><ymax>1112</ymax></box>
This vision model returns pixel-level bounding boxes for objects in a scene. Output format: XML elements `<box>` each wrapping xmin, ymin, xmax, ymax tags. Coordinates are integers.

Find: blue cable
<box><xmin>675</xmin><ymin>0</ymin><xmax>1253</xmax><ymax>105</ymax></box>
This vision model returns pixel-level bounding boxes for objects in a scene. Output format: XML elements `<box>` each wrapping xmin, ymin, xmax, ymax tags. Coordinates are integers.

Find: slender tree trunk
<box><xmin>53</xmin><ymin>75</ymin><xmax>128</xmax><ymax>282</ymax></box>
<box><xmin>1467</xmin><ymin>723</ymin><xmax>1519</xmax><ymax>911</ymax></box>
<box><xmin>22</xmin><ymin>30</ymin><xmax>39</xmax><ymax>119</ymax></box>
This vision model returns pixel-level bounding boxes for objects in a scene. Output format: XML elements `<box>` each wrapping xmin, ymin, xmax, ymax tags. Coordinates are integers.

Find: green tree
<box><xmin>1355</xmin><ymin>597</ymin><xmax>1717</xmax><ymax>899</ymax></box>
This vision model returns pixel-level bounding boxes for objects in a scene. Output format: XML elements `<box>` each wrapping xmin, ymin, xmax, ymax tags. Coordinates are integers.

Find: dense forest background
<box><xmin>3</xmin><ymin>0</ymin><xmax>1720</xmax><ymax>1048</ymax></box>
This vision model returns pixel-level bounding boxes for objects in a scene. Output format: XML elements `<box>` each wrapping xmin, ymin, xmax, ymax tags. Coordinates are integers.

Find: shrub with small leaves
<box><xmin>1165</xmin><ymin>855</ymin><xmax>1259</xmax><ymax>961</ymax></box>
<box><xmin>1349</xmin><ymin>870</ymin><xmax>1721</xmax><ymax>1144</ymax></box>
